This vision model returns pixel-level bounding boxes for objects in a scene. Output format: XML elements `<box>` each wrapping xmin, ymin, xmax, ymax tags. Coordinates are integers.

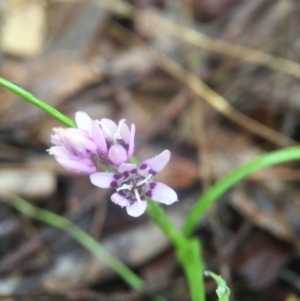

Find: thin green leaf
<box><xmin>0</xmin><ymin>77</ymin><xmax>76</xmax><ymax>128</ymax></box>
<box><xmin>183</xmin><ymin>146</ymin><xmax>300</xmax><ymax>236</ymax></box>
<box><xmin>6</xmin><ymin>196</ymin><xmax>145</xmax><ymax>291</ymax></box>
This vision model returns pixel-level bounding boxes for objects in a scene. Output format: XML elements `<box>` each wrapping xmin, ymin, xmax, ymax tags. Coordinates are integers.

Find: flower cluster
<box><xmin>49</xmin><ymin>112</ymin><xmax>178</xmax><ymax>217</ymax></box>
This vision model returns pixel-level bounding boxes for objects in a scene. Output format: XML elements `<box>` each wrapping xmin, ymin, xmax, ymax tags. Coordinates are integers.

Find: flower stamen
<box><xmin>116</xmin><ymin>183</ymin><xmax>133</xmax><ymax>191</ymax></box>
<box><xmin>97</xmin><ymin>120</ymin><xmax>111</xmax><ymax>136</ymax></box>
<box><xmin>136</xmin><ymin>174</ymin><xmax>153</xmax><ymax>186</ymax></box>
<box><xmin>134</xmin><ymin>188</ymin><xmax>142</xmax><ymax>208</ymax></box>
<box><xmin>98</xmin><ymin>120</ymin><xmax>126</xmax><ymax>144</ymax></box>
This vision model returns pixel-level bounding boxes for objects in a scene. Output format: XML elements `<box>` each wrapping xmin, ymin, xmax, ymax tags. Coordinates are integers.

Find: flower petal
<box><xmin>100</xmin><ymin>118</ymin><xmax>117</xmax><ymax>138</ymax></box>
<box><xmin>108</xmin><ymin>144</ymin><xmax>127</xmax><ymax>166</ymax></box>
<box><xmin>66</xmin><ymin>129</ymin><xmax>97</xmax><ymax>155</ymax></box>
<box><xmin>146</xmin><ymin>182</ymin><xmax>178</xmax><ymax>205</ymax></box>
<box><xmin>140</xmin><ymin>150</ymin><xmax>170</xmax><ymax>176</ymax></box>
<box><xmin>56</xmin><ymin>157</ymin><xmax>96</xmax><ymax>174</ymax></box>
<box><xmin>90</xmin><ymin>172</ymin><xmax>120</xmax><ymax>188</ymax></box>
<box><xmin>126</xmin><ymin>200</ymin><xmax>147</xmax><ymax>217</ymax></box>
<box><xmin>75</xmin><ymin>112</ymin><xmax>93</xmax><ymax>135</ymax></box>
<box><xmin>127</xmin><ymin>124</ymin><xmax>135</xmax><ymax>159</ymax></box>
<box><xmin>50</xmin><ymin>146</ymin><xmax>96</xmax><ymax>174</ymax></box>
<box><xmin>119</xmin><ymin>121</ymin><xmax>131</xmax><ymax>144</ymax></box>
<box><xmin>118</xmin><ymin>163</ymin><xmax>137</xmax><ymax>175</ymax></box>
<box><xmin>111</xmin><ymin>192</ymin><xmax>130</xmax><ymax>207</ymax></box>
<box><xmin>92</xmin><ymin>120</ymin><xmax>108</xmax><ymax>155</ymax></box>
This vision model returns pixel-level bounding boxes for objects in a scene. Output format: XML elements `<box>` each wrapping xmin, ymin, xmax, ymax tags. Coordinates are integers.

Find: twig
<box><xmin>58</xmin><ymin>0</ymin><xmax>300</xmax><ymax>79</ymax></box>
<box><xmin>150</xmin><ymin>50</ymin><xmax>296</xmax><ymax>147</ymax></box>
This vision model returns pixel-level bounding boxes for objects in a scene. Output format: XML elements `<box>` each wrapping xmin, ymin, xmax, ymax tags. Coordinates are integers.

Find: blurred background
<box><xmin>1</xmin><ymin>0</ymin><xmax>300</xmax><ymax>300</ymax></box>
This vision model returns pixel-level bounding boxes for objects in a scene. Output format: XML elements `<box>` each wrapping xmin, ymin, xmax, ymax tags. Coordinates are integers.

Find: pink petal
<box><xmin>90</xmin><ymin>172</ymin><xmax>120</xmax><ymax>188</ymax></box>
<box><xmin>56</xmin><ymin>157</ymin><xmax>96</xmax><ymax>174</ymax></box>
<box><xmin>111</xmin><ymin>192</ymin><xmax>130</xmax><ymax>207</ymax></box>
<box><xmin>69</xmin><ymin>129</ymin><xmax>97</xmax><ymax>155</ymax></box>
<box><xmin>75</xmin><ymin>112</ymin><xmax>92</xmax><ymax>135</ymax></box>
<box><xmin>127</xmin><ymin>124</ymin><xmax>135</xmax><ymax>159</ymax></box>
<box><xmin>51</xmin><ymin>146</ymin><xmax>96</xmax><ymax>174</ymax></box>
<box><xmin>100</xmin><ymin>118</ymin><xmax>117</xmax><ymax>138</ymax></box>
<box><xmin>146</xmin><ymin>182</ymin><xmax>178</xmax><ymax>205</ymax></box>
<box><xmin>140</xmin><ymin>150</ymin><xmax>170</xmax><ymax>176</ymax></box>
<box><xmin>126</xmin><ymin>200</ymin><xmax>147</xmax><ymax>217</ymax></box>
<box><xmin>108</xmin><ymin>144</ymin><xmax>127</xmax><ymax>166</ymax></box>
<box><xmin>92</xmin><ymin>120</ymin><xmax>108</xmax><ymax>155</ymax></box>
<box><xmin>119</xmin><ymin>121</ymin><xmax>131</xmax><ymax>144</ymax></box>
<box><xmin>54</xmin><ymin>129</ymin><xmax>95</xmax><ymax>157</ymax></box>
<box><xmin>50</xmin><ymin>145</ymin><xmax>73</xmax><ymax>158</ymax></box>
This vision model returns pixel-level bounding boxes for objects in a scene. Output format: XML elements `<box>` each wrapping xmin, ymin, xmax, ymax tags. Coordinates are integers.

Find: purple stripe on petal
<box><xmin>140</xmin><ymin>163</ymin><xmax>147</xmax><ymax>170</ymax></box>
<box><xmin>149</xmin><ymin>182</ymin><xmax>156</xmax><ymax>189</ymax></box>
<box><xmin>111</xmin><ymin>181</ymin><xmax>119</xmax><ymax>188</ymax></box>
<box><xmin>113</xmin><ymin>174</ymin><xmax>123</xmax><ymax>180</ymax></box>
<box><xmin>118</xmin><ymin>190</ymin><xmax>126</xmax><ymax>197</ymax></box>
<box><xmin>148</xmin><ymin>169</ymin><xmax>156</xmax><ymax>176</ymax></box>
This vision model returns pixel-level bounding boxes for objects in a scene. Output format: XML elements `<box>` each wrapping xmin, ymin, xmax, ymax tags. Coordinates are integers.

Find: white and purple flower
<box><xmin>49</xmin><ymin>111</ymin><xmax>178</xmax><ymax>218</ymax></box>
<box><xmin>90</xmin><ymin>150</ymin><xmax>178</xmax><ymax>217</ymax></box>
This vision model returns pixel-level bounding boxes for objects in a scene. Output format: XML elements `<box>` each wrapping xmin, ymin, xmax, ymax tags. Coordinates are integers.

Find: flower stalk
<box><xmin>177</xmin><ymin>239</ymin><xmax>206</xmax><ymax>301</ymax></box>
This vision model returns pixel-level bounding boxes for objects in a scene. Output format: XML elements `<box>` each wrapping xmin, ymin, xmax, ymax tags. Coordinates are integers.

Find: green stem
<box><xmin>7</xmin><ymin>196</ymin><xmax>145</xmax><ymax>291</ymax></box>
<box><xmin>145</xmin><ymin>199</ymin><xmax>206</xmax><ymax>301</ymax></box>
<box><xmin>177</xmin><ymin>239</ymin><xmax>205</xmax><ymax>301</ymax></box>
<box><xmin>0</xmin><ymin>77</ymin><xmax>76</xmax><ymax>128</ymax></box>
<box><xmin>183</xmin><ymin>146</ymin><xmax>300</xmax><ymax>236</ymax></box>
<box><xmin>146</xmin><ymin>198</ymin><xmax>187</xmax><ymax>247</ymax></box>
